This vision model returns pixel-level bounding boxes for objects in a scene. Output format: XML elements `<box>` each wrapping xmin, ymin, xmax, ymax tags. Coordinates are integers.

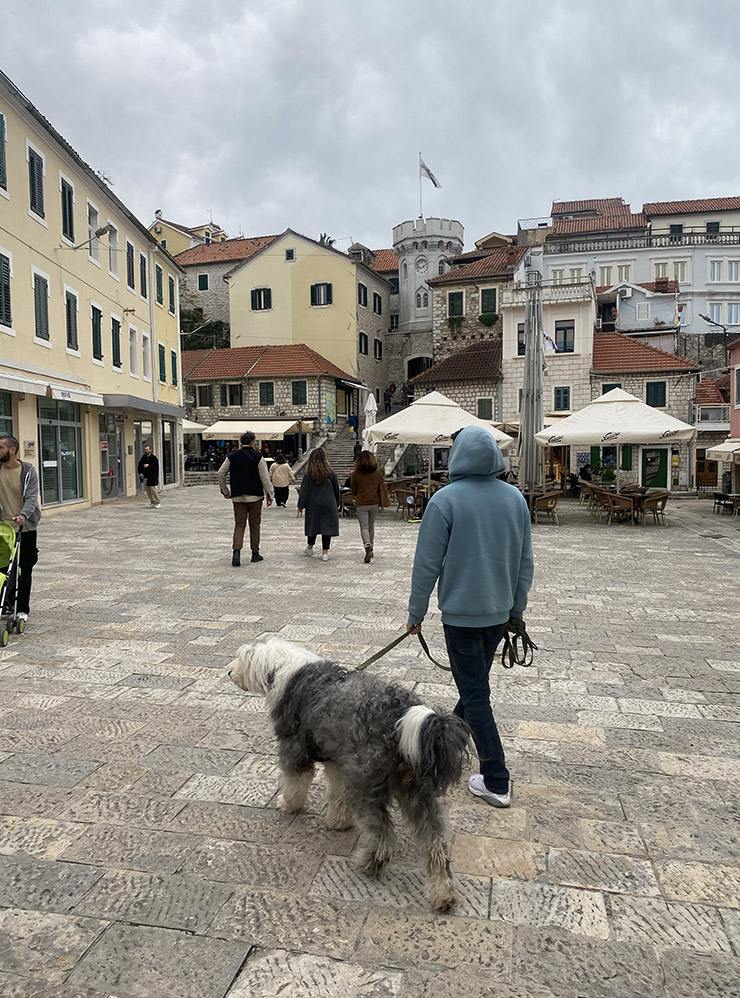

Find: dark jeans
<box><xmin>307</xmin><ymin>534</ymin><xmax>332</xmax><ymax>550</ymax></box>
<box><xmin>443</xmin><ymin>622</ymin><xmax>509</xmax><ymax>794</ymax></box>
<box><xmin>3</xmin><ymin>530</ymin><xmax>38</xmax><ymax>616</ymax></box>
<box><xmin>274</xmin><ymin>486</ymin><xmax>289</xmax><ymax>506</ymax></box>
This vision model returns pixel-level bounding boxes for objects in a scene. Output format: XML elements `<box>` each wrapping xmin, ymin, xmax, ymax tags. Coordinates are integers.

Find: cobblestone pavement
<box><xmin>1</xmin><ymin>487</ymin><xmax>739</xmax><ymax>998</ymax></box>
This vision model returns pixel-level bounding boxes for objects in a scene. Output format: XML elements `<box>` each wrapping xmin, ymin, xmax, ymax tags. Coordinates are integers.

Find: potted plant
<box><xmin>601</xmin><ymin>467</ymin><xmax>616</xmax><ymax>484</ymax></box>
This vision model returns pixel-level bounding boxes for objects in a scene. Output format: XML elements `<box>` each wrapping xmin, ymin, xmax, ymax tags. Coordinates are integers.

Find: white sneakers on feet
<box><xmin>304</xmin><ymin>545</ymin><xmax>314</xmax><ymax>556</ymax></box>
<box><xmin>468</xmin><ymin>774</ymin><xmax>511</xmax><ymax>808</ymax></box>
<box><xmin>321</xmin><ymin>552</ymin><xmax>329</xmax><ymax>562</ymax></box>
<box><xmin>17</xmin><ymin>612</ymin><xmax>29</xmax><ymax>622</ymax></box>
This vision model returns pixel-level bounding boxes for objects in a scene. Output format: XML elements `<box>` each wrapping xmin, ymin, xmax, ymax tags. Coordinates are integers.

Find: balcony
<box><xmin>616</xmin><ymin>309</ymin><xmax>679</xmax><ymax>332</ymax></box>
<box><xmin>544</xmin><ymin>230</ymin><xmax>740</xmax><ymax>254</ymax></box>
<box><xmin>501</xmin><ymin>280</ymin><xmax>594</xmax><ymax>307</ymax></box>
<box><xmin>692</xmin><ymin>404</ymin><xmax>730</xmax><ymax>431</ymax></box>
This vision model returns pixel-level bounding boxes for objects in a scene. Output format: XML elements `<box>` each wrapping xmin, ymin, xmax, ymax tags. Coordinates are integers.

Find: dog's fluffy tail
<box><xmin>396</xmin><ymin>705</ymin><xmax>469</xmax><ymax>790</ymax></box>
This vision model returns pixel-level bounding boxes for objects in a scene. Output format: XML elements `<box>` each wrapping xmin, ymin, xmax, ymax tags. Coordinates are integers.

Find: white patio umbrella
<box><xmin>364</xmin><ymin>390</ymin><xmax>513</xmax><ymax>488</ymax></box>
<box><xmin>181</xmin><ymin>418</ymin><xmax>209</xmax><ymax>432</ymax></box>
<box><xmin>363</xmin><ymin>392</ymin><xmax>378</xmax><ymax>453</ymax></box>
<box><xmin>706</xmin><ymin>438</ymin><xmax>740</xmax><ymax>461</ymax></box>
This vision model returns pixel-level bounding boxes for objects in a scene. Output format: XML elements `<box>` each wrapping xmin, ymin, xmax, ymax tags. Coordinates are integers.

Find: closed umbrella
<box><xmin>363</xmin><ymin>392</ymin><xmax>378</xmax><ymax>453</ymax></box>
<box><xmin>518</xmin><ymin>275</ymin><xmax>545</xmax><ymax>509</ymax></box>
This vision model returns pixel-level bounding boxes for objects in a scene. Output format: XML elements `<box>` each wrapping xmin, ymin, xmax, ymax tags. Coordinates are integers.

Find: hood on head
<box><xmin>448</xmin><ymin>426</ymin><xmax>505</xmax><ymax>480</ymax></box>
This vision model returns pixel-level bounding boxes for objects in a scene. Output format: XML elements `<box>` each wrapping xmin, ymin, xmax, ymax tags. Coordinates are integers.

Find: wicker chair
<box><xmin>534</xmin><ymin>491</ymin><xmax>560</xmax><ymax>525</ymax></box>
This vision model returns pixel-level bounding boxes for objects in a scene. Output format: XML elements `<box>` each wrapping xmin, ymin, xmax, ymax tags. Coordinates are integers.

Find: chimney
<box><xmin>654</xmin><ymin>276</ymin><xmax>669</xmax><ymax>291</ymax></box>
<box><xmin>155</xmin><ymin>209</ymin><xmax>163</xmax><ymax>220</ymax></box>
<box><xmin>505</xmin><ymin>246</ymin><xmax>519</xmax><ymax>265</ymax></box>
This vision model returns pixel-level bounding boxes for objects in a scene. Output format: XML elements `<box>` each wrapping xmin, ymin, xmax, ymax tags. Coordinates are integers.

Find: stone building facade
<box><xmin>175</xmin><ymin>236</ymin><xmax>278</xmax><ymax>324</ymax></box>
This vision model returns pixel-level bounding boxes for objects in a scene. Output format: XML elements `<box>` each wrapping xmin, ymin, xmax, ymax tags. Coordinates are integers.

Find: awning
<box><xmin>102</xmin><ymin>394</ymin><xmax>185</xmax><ymax>419</ymax></box>
<box><xmin>50</xmin><ymin>384</ymin><xmax>105</xmax><ymax>406</ymax></box>
<box><xmin>0</xmin><ymin>371</ymin><xmax>49</xmax><ymax>396</ymax></box>
<box><xmin>706</xmin><ymin>439</ymin><xmax>740</xmax><ymax>461</ymax></box>
<box><xmin>182</xmin><ymin>419</ymin><xmax>209</xmax><ymax>432</ymax></box>
<box><xmin>202</xmin><ymin>419</ymin><xmax>315</xmax><ymax>440</ymax></box>
<box><xmin>336</xmin><ymin>379</ymin><xmax>369</xmax><ymax>391</ymax></box>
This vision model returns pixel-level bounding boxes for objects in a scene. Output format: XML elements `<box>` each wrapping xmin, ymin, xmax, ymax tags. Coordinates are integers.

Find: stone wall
<box><xmin>179</xmin><ymin>262</ymin><xmax>234</xmax><ymax>324</ymax></box>
<box><xmin>431</xmin><ymin>284</ymin><xmax>505</xmax><ymax>362</ymax></box>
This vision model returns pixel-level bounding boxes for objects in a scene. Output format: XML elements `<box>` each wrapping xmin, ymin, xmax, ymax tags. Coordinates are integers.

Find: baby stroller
<box><xmin>0</xmin><ymin>522</ymin><xmax>24</xmax><ymax>645</ymax></box>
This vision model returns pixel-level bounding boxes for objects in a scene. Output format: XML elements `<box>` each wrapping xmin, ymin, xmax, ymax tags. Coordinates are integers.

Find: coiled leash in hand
<box><xmin>500</xmin><ymin>617</ymin><xmax>538</xmax><ymax>669</ymax></box>
<box><xmin>355</xmin><ymin>630</ymin><xmax>450</xmax><ymax>672</ymax></box>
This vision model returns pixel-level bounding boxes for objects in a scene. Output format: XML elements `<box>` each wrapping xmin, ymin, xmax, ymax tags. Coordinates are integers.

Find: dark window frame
<box><xmin>61</xmin><ymin>177</ymin><xmax>74</xmax><ymax>242</ymax></box>
<box><xmin>554</xmin><ymin>319</ymin><xmax>575</xmax><ymax>353</ymax></box>
<box><xmin>359</xmin><ymin>332</ymin><xmax>369</xmax><ymax>355</ymax></box>
<box><xmin>91</xmin><ymin>305</ymin><xmax>103</xmax><ymax>360</ymax></box>
<box><xmin>448</xmin><ymin>290</ymin><xmax>464</xmax><ymax>316</ymax></box>
<box><xmin>28</xmin><ymin>145</ymin><xmax>45</xmax><ymax>218</ymax></box>
<box><xmin>358</xmin><ymin>283</ymin><xmax>368</xmax><ymax>307</ymax></box>
<box><xmin>197</xmin><ymin>273</ymin><xmax>209</xmax><ymax>291</ymax></box>
<box><xmin>0</xmin><ymin>253</ymin><xmax>11</xmax><ymax>328</ymax></box>
<box><xmin>310</xmin><ymin>282</ymin><xmax>333</xmax><ymax>307</ymax></box>
<box><xmin>645</xmin><ymin>380</ymin><xmax>667</xmax><ymax>408</ymax></box>
<box><xmin>126</xmin><ymin>242</ymin><xmax>136</xmax><ymax>290</ymax></box>
<box><xmin>33</xmin><ymin>272</ymin><xmax>49</xmax><ymax>341</ymax></box>
<box><xmin>554</xmin><ymin>386</ymin><xmax>571</xmax><ymax>411</ymax></box>
<box><xmin>259</xmin><ymin>381</ymin><xmax>275</xmax><ymax>406</ymax></box>
<box><xmin>373</xmin><ymin>337</ymin><xmax>383</xmax><ymax>360</ymax></box>
<box><xmin>111</xmin><ymin>317</ymin><xmax>122</xmax><ymax>369</ymax></box>
<box><xmin>292</xmin><ymin>380</ymin><xmax>307</xmax><ymax>405</ymax></box>
<box><xmin>65</xmin><ymin>289</ymin><xmax>78</xmax><ymax>350</ymax></box>
<box><xmin>250</xmin><ymin>287</ymin><xmax>272</xmax><ymax>311</ymax></box>
<box><xmin>373</xmin><ymin>291</ymin><xmax>382</xmax><ymax>315</ymax></box>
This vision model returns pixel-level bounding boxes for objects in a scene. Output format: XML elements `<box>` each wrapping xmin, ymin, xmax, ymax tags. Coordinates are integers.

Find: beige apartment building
<box><xmin>0</xmin><ymin>71</ymin><xmax>184</xmax><ymax>513</ymax></box>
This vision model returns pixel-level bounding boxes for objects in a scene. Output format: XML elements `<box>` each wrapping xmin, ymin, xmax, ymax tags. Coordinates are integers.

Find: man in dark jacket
<box><xmin>0</xmin><ymin>436</ymin><xmax>42</xmax><ymax>623</ymax></box>
<box><xmin>137</xmin><ymin>445</ymin><xmax>161</xmax><ymax>508</ymax></box>
<box><xmin>217</xmin><ymin>432</ymin><xmax>274</xmax><ymax>566</ymax></box>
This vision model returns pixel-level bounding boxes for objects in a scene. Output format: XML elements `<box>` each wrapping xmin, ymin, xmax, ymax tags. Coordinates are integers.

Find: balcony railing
<box><xmin>544</xmin><ymin>230</ymin><xmax>740</xmax><ymax>253</ymax></box>
<box><xmin>694</xmin><ymin>404</ymin><xmax>730</xmax><ymax>423</ymax></box>
<box><xmin>616</xmin><ymin>310</ymin><xmax>679</xmax><ymax>332</ymax></box>
<box><xmin>501</xmin><ymin>280</ymin><xmax>594</xmax><ymax>306</ymax></box>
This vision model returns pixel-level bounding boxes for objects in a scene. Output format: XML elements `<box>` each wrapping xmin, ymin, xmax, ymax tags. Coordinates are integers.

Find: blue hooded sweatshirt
<box><xmin>407</xmin><ymin>426</ymin><xmax>534</xmax><ymax>628</ymax></box>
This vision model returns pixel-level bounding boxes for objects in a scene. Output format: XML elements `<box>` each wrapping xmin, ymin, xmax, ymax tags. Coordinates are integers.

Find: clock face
<box><xmin>415</xmin><ymin>258</ymin><xmax>428</xmax><ymax>275</ymax></box>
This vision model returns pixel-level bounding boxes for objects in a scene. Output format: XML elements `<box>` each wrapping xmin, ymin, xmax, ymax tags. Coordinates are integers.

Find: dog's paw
<box><xmin>325</xmin><ymin>805</ymin><xmax>353</xmax><ymax>831</ymax></box>
<box><xmin>356</xmin><ymin>849</ymin><xmax>392</xmax><ymax>879</ymax></box>
<box><xmin>432</xmin><ymin>890</ymin><xmax>458</xmax><ymax>912</ymax></box>
<box><xmin>277</xmin><ymin>793</ymin><xmax>303</xmax><ymax>813</ymax></box>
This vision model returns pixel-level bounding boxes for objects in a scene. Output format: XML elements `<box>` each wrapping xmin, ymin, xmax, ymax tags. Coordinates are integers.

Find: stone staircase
<box><xmin>311</xmin><ymin>424</ymin><xmax>358</xmax><ymax>484</ymax></box>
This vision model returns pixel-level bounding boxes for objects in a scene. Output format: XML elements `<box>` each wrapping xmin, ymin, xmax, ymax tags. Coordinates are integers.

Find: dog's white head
<box><xmin>228</xmin><ymin>635</ymin><xmax>322</xmax><ymax>699</ymax></box>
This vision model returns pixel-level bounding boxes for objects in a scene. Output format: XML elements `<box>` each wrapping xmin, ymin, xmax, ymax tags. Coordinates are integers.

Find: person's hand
<box><xmin>12</xmin><ymin>515</ymin><xmax>24</xmax><ymax>527</ymax></box>
<box><xmin>406</xmin><ymin>622</ymin><xmax>422</xmax><ymax>634</ymax></box>
<box><xmin>267</xmin><ymin>497</ymin><xmax>273</xmax><ymax>506</ymax></box>
<box><xmin>222</xmin><ymin>490</ymin><xmax>231</xmax><ymax>499</ymax></box>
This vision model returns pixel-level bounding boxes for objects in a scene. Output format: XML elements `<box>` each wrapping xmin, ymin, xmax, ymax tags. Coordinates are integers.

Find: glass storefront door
<box><xmin>0</xmin><ymin>391</ymin><xmax>12</xmax><ymax>436</ymax></box>
<box><xmin>162</xmin><ymin>420</ymin><xmax>174</xmax><ymax>484</ymax></box>
<box><xmin>99</xmin><ymin>412</ymin><xmax>126</xmax><ymax>499</ymax></box>
<box><xmin>641</xmin><ymin>447</ymin><xmax>668</xmax><ymax>489</ymax></box>
<box><xmin>37</xmin><ymin>399</ymin><xmax>84</xmax><ymax>505</ymax></box>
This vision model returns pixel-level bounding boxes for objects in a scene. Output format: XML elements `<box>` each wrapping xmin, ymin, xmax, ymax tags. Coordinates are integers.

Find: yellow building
<box><xmin>148</xmin><ymin>210</ymin><xmax>228</xmax><ymax>257</ymax></box>
<box><xmin>0</xmin><ymin>70</ymin><xmax>184</xmax><ymax>514</ymax></box>
<box><xmin>227</xmin><ymin>231</ymin><xmax>390</xmax><ymax>416</ymax></box>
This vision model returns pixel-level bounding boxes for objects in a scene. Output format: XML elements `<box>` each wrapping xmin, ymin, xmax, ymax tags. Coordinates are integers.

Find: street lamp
<box><xmin>699</xmin><ymin>313</ymin><xmax>729</xmax><ymax>368</ymax></box>
<box><xmin>71</xmin><ymin>223</ymin><xmax>114</xmax><ymax>252</ymax></box>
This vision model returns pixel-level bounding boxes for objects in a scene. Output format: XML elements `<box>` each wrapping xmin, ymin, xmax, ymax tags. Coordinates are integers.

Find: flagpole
<box><xmin>419</xmin><ymin>152</ymin><xmax>423</xmax><ymax>218</ymax></box>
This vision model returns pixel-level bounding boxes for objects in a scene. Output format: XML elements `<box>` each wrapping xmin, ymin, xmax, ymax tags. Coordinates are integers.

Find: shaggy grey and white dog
<box><xmin>228</xmin><ymin>635</ymin><xmax>470</xmax><ymax>911</ymax></box>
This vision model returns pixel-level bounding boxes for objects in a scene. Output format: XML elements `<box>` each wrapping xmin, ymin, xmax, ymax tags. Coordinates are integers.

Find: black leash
<box><xmin>500</xmin><ymin>617</ymin><xmax>538</xmax><ymax>669</ymax></box>
<box><xmin>356</xmin><ymin>630</ymin><xmax>451</xmax><ymax>672</ymax></box>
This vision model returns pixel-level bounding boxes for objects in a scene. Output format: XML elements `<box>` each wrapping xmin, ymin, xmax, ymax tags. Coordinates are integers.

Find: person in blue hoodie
<box><xmin>407</xmin><ymin>425</ymin><xmax>534</xmax><ymax>808</ymax></box>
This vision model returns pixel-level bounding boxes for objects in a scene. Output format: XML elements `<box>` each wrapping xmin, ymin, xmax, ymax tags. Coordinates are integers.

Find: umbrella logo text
<box><xmin>546</xmin><ymin>434</ymin><xmax>563</xmax><ymax>444</ymax></box>
<box><xmin>601</xmin><ymin>431</ymin><xmax>620</xmax><ymax>441</ymax></box>
<box><xmin>660</xmin><ymin>429</ymin><xmax>680</xmax><ymax>438</ymax></box>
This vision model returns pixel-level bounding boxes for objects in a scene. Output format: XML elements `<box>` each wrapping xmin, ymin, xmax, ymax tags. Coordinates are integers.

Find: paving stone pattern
<box><xmin>0</xmin><ymin>488</ymin><xmax>738</xmax><ymax>996</ymax></box>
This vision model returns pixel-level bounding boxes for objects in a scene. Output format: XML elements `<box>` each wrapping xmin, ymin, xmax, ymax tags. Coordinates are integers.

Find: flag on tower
<box><xmin>419</xmin><ymin>157</ymin><xmax>441</xmax><ymax>188</ymax></box>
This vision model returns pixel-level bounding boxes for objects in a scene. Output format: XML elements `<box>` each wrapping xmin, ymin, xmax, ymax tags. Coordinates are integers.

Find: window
<box><xmin>438</xmin><ymin>259</ymin><xmax>445</xmax><ymax>276</ymax></box>
<box><xmin>28</xmin><ymin>145</ymin><xmax>44</xmax><ymax>218</ymax></box>
<box><xmin>710</xmin><ymin>261</ymin><xmax>722</xmax><ymax>282</ymax></box>
<box><xmin>33</xmin><ymin>272</ymin><xmax>49</xmax><ymax>341</ymax></box>
<box><xmin>706</xmin><ymin>221</ymin><xmax>720</xmax><ymax>237</ymax></box>
<box><xmin>259</xmin><ymin>382</ymin><xmax>274</xmax><ymax>406</ymax></box>
<box><xmin>139</xmin><ymin>254</ymin><xmax>147</xmax><ymax>299</ymax></box>
<box><xmin>602</xmin><ymin>382</ymin><xmax>621</xmax><ymax>394</ymax></box>
<box><xmin>373</xmin><ymin>338</ymin><xmax>383</xmax><ymax>360</ymax></box>
<box><xmin>221</xmin><ymin>383</ymin><xmax>241</xmax><ymax>406</ymax></box>
<box><xmin>551</xmin><ymin>269</ymin><xmax>564</xmax><ymax>285</ymax></box>
<box><xmin>729</xmin><ymin>261</ymin><xmax>740</xmax><ymax>282</ymax></box>
<box><xmin>197</xmin><ymin>273</ymin><xmax>209</xmax><ymax>291</ymax></box>
<box><xmin>477</xmin><ymin>398</ymin><xmax>493</xmax><ymax>420</ymax></box>
<box><xmin>599</xmin><ymin>266</ymin><xmax>612</xmax><ymax>286</ymax></box>
<box><xmin>669</xmin><ymin>223</ymin><xmax>683</xmax><ymax>241</ymax></box>
<box><xmin>390</xmin><ymin>314</ymin><xmax>399</xmax><ymax>330</ymax></box>
<box><xmin>517</xmin><ymin>322</ymin><xmax>526</xmax><ymax>356</ymax></box>
<box><xmin>129</xmin><ymin>327</ymin><xmax>138</xmax><ymax>375</ymax></box>
<box><xmin>91</xmin><ymin>305</ymin><xmax>103</xmax><ymax>361</ymax></box>
<box><xmin>285</xmin><ymin>248</ymin><xmax>295</xmax><ymax>261</ymax></box>
<box><xmin>679</xmin><ymin>303</ymin><xmax>689</xmax><ymax>326</ymax></box>
<box><xmin>646</xmin><ymin>381</ymin><xmax>666</xmax><ymax>407</ymax></box>
<box><xmin>168</xmin><ymin>275</ymin><xmax>175</xmax><ymax>314</ymax></box>
<box><xmin>728</xmin><ymin>303</ymin><xmax>739</xmax><ymax>325</ymax></box>
<box><xmin>416</xmin><ymin>290</ymin><xmax>429</xmax><ymax>308</ymax></box>
<box><xmin>108</xmin><ymin>224</ymin><xmax>118</xmax><ymax>277</ymax></box>
<box><xmin>0</xmin><ymin>113</ymin><xmax>6</xmax><ymax>191</ymax></box>
<box><xmin>64</xmin><ymin>289</ymin><xmax>78</xmax><ymax>351</ymax></box>
<box><xmin>709</xmin><ymin>303</ymin><xmax>721</xmax><ymax>323</ymax></box>
<box><xmin>617</xmin><ymin>264</ymin><xmax>631</xmax><ymax>282</ymax></box>
<box><xmin>292</xmin><ymin>380</ymin><xmax>307</xmax><ymax>405</ymax></box>
<box><xmin>250</xmin><ymin>287</ymin><xmax>272</xmax><ymax>310</ymax></box>
<box><xmin>196</xmin><ymin>385</ymin><xmax>212</xmax><ymax>407</ymax></box>
<box><xmin>674</xmin><ymin>261</ymin><xmax>686</xmax><ymax>283</ymax></box>
<box><xmin>554</xmin><ymin>319</ymin><xmax>575</xmax><ymax>353</ymax></box>
<box><xmin>142</xmin><ymin>332</ymin><xmax>151</xmax><ymax>380</ymax></box>
<box><xmin>389</xmin><ymin>277</ymin><xmax>399</xmax><ymax>294</ymax></box>
<box><xmin>155</xmin><ymin>264</ymin><xmax>163</xmax><ymax>305</ymax></box>
<box><xmin>160</xmin><ymin>239</ymin><xmax>167</xmax><ymax>250</ymax></box>
<box><xmin>637</xmin><ymin>302</ymin><xmax>650</xmax><ymax>321</ymax></box>
<box><xmin>373</xmin><ymin>292</ymin><xmax>382</xmax><ymax>315</ymax></box>
<box><xmin>620</xmin><ymin>445</ymin><xmax>633</xmax><ymax>471</ymax></box>
<box><xmin>401</xmin><ymin>261</ymin><xmax>408</xmax><ymax>279</ymax></box>
<box><xmin>60</xmin><ymin>177</ymin><xmax>74</xmax><ymax>242</ymax></box>
<box><xmin>0</xmin><ymin>391</ymin><xmax>11</xmax><ymax>436</ymax></box>
<box><xmin>448</xmin><ymin>291</ymin><xmax>463</xmax><ymax>316</ymax></box>
<box><xmin>554</xmin><ymin>386</ymin><xmax>570</xmax><ymax>411</ymax></box>
<box><xmin>158</xmin><ymin>342</ymin><xmax>166</xmax><ymax>382</ymax></box>
<box><xmin>87</xmin><ymin>202</ymin><xmax>99</xmax><ymax>261</ymax></box>
<box><xmin>480</xmin><ymin>288</ymin><xmax>497</xmax><ymax>314</ymax></box>
<box><xmin>126</xmin><ymin>241</ymin><xmax>135</xmax><ymax>289</ymax></box>
<box><xmin>359</xmin><ymin>332</ymin><xmax>369</xmax><ymax>355</ymax></box>
<box><xmin>654</xmin><ymin>263</ymin><xmax>668</xmax><ymax>279</ymax></box>
<box><xmin>111</xmin><ymin>317</ymin><xmax>122</xmax><ymax>369</ymax></box>
<box><xmin>358</xmin><ymin>283</ymin><xmax>368</xmax><ymax>307</ymax></box>
<box><xmin>0</xmin><ymin>253</ymin><xmax>11</xmax><ymax>328</ymax></box>
<box><xmin>310</xmin><ymin>282</ymin><xmax>332</xmax><ymax>306</ymax></box>
<box><xmin>569</xmin><ymin>268</ymin><xmax>582</xmax><ymax>283</ymax></box>
<box><xmin>171</xmin><ymin>349</ymin><xmax>179</xmax><ymax>386</ymax></box>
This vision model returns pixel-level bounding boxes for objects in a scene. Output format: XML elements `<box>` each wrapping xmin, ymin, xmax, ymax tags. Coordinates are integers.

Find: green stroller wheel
<box><xmin>1</xmin><ymin>627</ymin><xmax>8</xmax><ymax>647</ymax></box>
<box><xmin>16</xmin><ymin>619</ymin><xmax>24</xmax><ymax>635</ymax></box>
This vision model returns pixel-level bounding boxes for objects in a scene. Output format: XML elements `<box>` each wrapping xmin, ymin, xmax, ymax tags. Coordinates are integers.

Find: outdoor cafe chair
<box><xmin>394</xmin><ymin>488</ymin><xmax>423</xmax><ymax>520</ymax></box>
<box><xmin>533</xmin><ymin>491</ymin><xmax>560</xmax><ymax>526</ymax></box>
<box><xmin>641</xmin><ymin>491</ymin><xmax>670</xmax><ymax>527</ymax></box>
<box><xmin>578</xmin><ymin>480</ymin><xmax>593</xmax><ymax>506</ymax></box>
<box><xmin>604</xmin><ymin>492</ymin><xmax>635</xmax><ymax>526</ymax></box>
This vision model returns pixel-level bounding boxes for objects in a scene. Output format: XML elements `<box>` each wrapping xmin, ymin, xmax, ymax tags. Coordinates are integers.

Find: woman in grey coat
<box><xmin>297</xmin><ymin>449</ymin><xmax>340</xmax><ymax>562</ymax></box>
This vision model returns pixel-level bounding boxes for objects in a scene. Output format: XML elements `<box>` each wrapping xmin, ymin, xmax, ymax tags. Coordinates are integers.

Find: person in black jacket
<box><xmin>217</xmin><ymin>432</ymin><xmax>274</xmax><ymax>566</ymax></box>
<box><xmin>138</xmin><ymin>445</ymin><xmax>161</xmax><ymax>507</ymax></box>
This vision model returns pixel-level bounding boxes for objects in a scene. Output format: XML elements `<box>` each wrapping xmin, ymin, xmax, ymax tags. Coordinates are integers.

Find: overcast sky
<box><xmin>3</xmin><ymin>0</ymin><xmax>738</xmax><ymax>251</ymax></box>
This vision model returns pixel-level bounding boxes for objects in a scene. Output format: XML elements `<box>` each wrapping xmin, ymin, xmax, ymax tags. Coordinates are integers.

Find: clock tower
<box><xmin>390</xmin><ymin>216</ymin><xmax>464</xmax><ymax>383</ymax></box>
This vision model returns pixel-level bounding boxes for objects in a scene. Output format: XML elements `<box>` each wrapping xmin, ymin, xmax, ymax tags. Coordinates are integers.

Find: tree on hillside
<box><xmin>180</xmin><ymin>308</ymin><xmax>230</xmax><ymax>350</ymax></box>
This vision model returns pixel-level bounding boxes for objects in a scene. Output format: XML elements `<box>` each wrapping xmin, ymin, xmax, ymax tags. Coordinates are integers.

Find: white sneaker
<box><xmin>304</xmin><ymin>546</ymin><xmax>314</xmax><ymax>556</ymax></box>
<box><xmin>321</xmin><ymin>552</ymin><xmax>329</xmax><ymax>562</ymax></box>
<box><xmin>154</xmin><ymin>503</ymin><xmax>161</xmax><ymax>508</ymax></box>
<box><xmin>468</xmin><ymin>774</ymin><xmax>511</xmax><ymax>808</ymax></box>
<box><xmin>17</xmin><ymin>612</ymin><xmax>29</xmax><ymax>622</ymax></box>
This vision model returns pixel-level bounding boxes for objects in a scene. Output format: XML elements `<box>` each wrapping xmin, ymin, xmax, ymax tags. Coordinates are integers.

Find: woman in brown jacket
<box><xmin>349</xmin><ymin>450</ymin><xmax>384</xmax><ymax>563</ymax></box>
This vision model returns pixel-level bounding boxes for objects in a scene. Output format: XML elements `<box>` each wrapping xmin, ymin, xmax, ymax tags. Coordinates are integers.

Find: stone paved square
<box><xmin>0</xmin><ymin>488</ymin><xmax>738</xmax><ymax>995</ymax></box>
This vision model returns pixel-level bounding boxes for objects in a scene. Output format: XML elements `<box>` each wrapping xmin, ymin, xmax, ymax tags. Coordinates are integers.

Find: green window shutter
<box><xmin>590</xmin><ymin>445</ymin><xmax>601</xmax><ymax>467</ymax></box>
<box><xmin>92</xmin><ymin>307</ymin><xmax>102</xmax><ymax>359</ymax></box>
<box><xmin>158</xmin><ymin>342</ymin><xmax>166</xmax><ymax>381</ymax></box>
<box><xmin>292</xmin><ymin>380</ymin><xmax>306</xmax><ymax>405</ymax></box>
<box><xmin>620</xmin><ymin>445</ymin><xmax>632</xmax><ymax>471</ymax></box>
<box><xmin>220</xmin><ymin>384</ymin><xmax>227</xmax><ymax>406</ymax></box>
<box><xmin>0</xmin><ymin>115</ymin><xmax>6</xmax><ymax>190</ymax></box>
<box><xmin>326</xmin><ymin>283</ymin><xmax>333</xmax><ymax>305</ymax></box>
<box><xmin>646</xmin><ymin>381</ymin><xmax>666</xmax><ymax>407</ymax></box>
<box><xmin>168</xmin><ymin>275</ymin><xmax>175</xmax><ymax>313</ymax></box>
<box><xmin>127</xmin><ymin>244</ymin><xmax>135</xmax><ymax>288</ymax></box>
<box><xmin>66</xmin><ymin>293</ymin><xmax>78</xmax><ymax>350</ymax></box>
<box><xmin>140</xmin><ymin>255</ymin><xmax>147</xmax><ymax>298</ymax></box>
<box><xmin>0</xmin><ymin>254</ymin><xmax>11</xmax><ymax>327</ymax></box>
<box><xmin>310</xmin><ymin>284</ymin><xmax>317</xmax><ymax>306</ymax></box>
<box><xmin>111</xmin><ymin>319</ymin><xmax>121</xmax><ymax>368</ymax></box>
<box><xmin>477</xmin><ymin>398</ymin><xmax>493</xmax><ymax>420</ymax></box>
<box><xmin>264</xmin><ymin>287</ymin><xmax>272</xmax><ymax>309</ymax></box>
<box><xmin>34</xmin><ymin>276</ymin><xmax>48</xmax><ymax>340</ymax></box>
<box><xmin>238</xmin><ymin>383</ymin><xmax>244</xmax><ymax>406</ymax></box>
<box><xmin>481</xmin><ymin>288</ymin><xmax>497</xmax><ymax>313</ymax></box>
<box><xmin>61</xmin><ymin>180</ymin><xmax>74</xmax><ymax>242</ymax></box>
<box><xmin>171</xmin><ymin>350</ymin><xmax>178</xmax><ymax>386</ymax></box>
<box><xmin>259</xmin><ymin>382</ymin><xmax>274</xmax><ymax>405</ymax></box>
<box><xmin>208</xmin><ymin>385</ymin><xmax>214</xmax><ymax>407</ymax></box>
<box><xmin>251</xmin><ymin>289</ymin><xmax>258</xmax><ymax>310</ymax></box>
<box><xmin>28</xmin><ymin>149</ymin><xmax>44</xmax><ymax>217</ymax></box>
<box><xmin>156</xmin><ymin>265</ymin><xmax>163</xmax><ymax>304</ymax></box>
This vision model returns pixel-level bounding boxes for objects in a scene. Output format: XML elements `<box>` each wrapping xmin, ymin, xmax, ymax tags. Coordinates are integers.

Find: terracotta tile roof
<box><xmin>550</xmin><ymin>213</ymin><xmax>646</xmax><ymax>235</ymax></box>
<box><xmin>551</xmin><ymin>198</ymin><xmax>629</xmax><ymax>216</ymax></box>
<box><xmin>644</xmin><ymin>197</ymin><xmax>740</xmax><ymax>215</ymax></box>
<box><xmin>371</xmin><ymin>249</ymin><xmax>399</xmax><ymax>273</ymax></box>
<box><xmin>693</xmin><ymin>377</ymin><xmax>725</xmax><ymax>405</ymax></box>
<box><xmin>184</xmin><ymin>344</ymin><xmax>354</xmax><ymax>381</ymax></box>
<box><xmin>592</xmin><ymin>332</ymin><xmax>698</xmax><ymax>373</ymax></box>
<box><xmin>429</xmin><ymin>246</ymin><xmax>527</xmax><ymax>284</ymax></box>
<box><xmin>411</xmin><ymin>339</ymin><xmax>502</xmax><ymax>385</ymax></box>
<box><xmin>716</xmin><ymin>372</ymin><xmax>731</xmax><ymax>395</ymax></box>
<box><xmin>636</xmin><ymin>280</ymin><xmax>679</xmax><ymax>294</ymax></box>
<box><xmin>175</xmin><ymin>235</ymin><xmax>278</xmax><ymax>267</ymax></box>
<box><xmin>181</xmin><ymin>349</ymin><xmax>212</xmax><ymax>377</ymax></box>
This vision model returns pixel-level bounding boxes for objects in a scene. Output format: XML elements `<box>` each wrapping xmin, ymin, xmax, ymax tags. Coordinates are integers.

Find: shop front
<box><xmin>37</xmin><ymin>398</ymin><xmax>85</xmax><ymax>506</ymax></box>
